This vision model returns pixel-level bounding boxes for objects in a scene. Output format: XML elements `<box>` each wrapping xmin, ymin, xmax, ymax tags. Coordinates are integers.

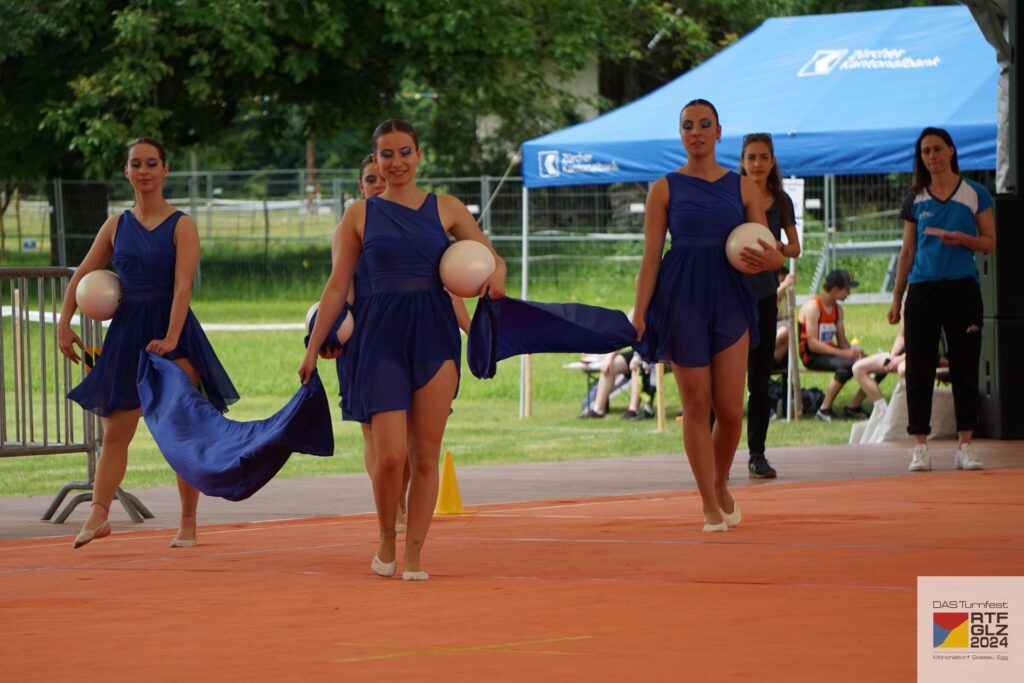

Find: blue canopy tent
<box><xmin>521</xmin><ymin>5</ymin><xmax>997</xmax><ymax>186</ymax></box>
<box><xmin>513</xmin><ymin>6</ymin><xmax>997</xmax><ymax>421</ymax></box>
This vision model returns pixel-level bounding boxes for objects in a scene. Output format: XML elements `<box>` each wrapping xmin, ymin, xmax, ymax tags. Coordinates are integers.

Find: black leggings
<box><xmin>802</xmin><ymin>352</ymin><xmax>854</xmax><ymax>382</ymax></box>
<box><xmin>904</xmin><ymin>278</ymin><xmax>983</xmax><ymax>435</ymax></box>
<box><xmin>746</xmin><ymin>295</ymin><xmax>778</xmax><ymax>455</ymax></box>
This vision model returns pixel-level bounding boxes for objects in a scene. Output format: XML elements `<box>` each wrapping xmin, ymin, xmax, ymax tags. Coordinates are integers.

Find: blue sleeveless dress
<box><xmin>336</xmin><ymin>259</ymin><xmax>370</xmax><ymax>420</ymax></box>
<box><xmin>642</xmin><ymin>172</ymin><xmax>758</xmax><ymax>367</ymax></box>
<box><xmin>343</xmin><ymin>194</ymin><xmax>461</xmax><ymax>423</ymax></box>
<box><xmin>67</xmin><ymin>210</ymin><xmax>239</xmax><ymax>416</ymax></box>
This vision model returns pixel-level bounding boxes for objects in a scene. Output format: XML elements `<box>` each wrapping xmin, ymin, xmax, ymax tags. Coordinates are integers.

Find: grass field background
<box><xmin>2</xmin><ymin>285</ymin><xmax>900</xmax><ymax>498</ymax></box>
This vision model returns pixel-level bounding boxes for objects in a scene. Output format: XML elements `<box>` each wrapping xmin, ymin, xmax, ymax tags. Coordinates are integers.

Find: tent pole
<box><xmin>519</xmin><ymin>185</ymin><xmax>530</xmax><ymax>419</ymax></box>
<box><xmin>825</xmin><ymin>174</ymin><xmax>836</xmax><ymax>271</ymax></box>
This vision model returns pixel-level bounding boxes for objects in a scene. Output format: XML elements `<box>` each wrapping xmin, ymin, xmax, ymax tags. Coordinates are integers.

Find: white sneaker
<box><xmin>955</xmin><ymin>443</ymin><xmax>983</xmax><ymax>470</ymax></box>
<box><xmin>908</xmin><ymin>444</ymin><xmax>931</xmax><ymax>471</ymax></box>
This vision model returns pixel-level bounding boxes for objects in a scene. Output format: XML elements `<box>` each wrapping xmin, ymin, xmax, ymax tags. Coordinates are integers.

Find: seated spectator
<box><xmin>797</xmin><ymin>269</ymin><xmax>868</xmax><ymax>421</ymax></box>
<box><xmin>584</xmin><ymin>350</ymin><xmax>648</xmax><ymax>419</ymax></box>
<box><xmin>852</xmin><ymin>319</ymin><xmax>906</xmax><ymax>414</ymax></box>
<box><xmin>773</xmin><ymin>268</ymin><xmax>797</xmax><ymax>368</ymax></box>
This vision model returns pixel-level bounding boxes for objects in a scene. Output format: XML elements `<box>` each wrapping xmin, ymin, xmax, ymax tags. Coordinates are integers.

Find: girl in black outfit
<box><xmin>739</xmin><ymin>133</ymin><xmax>801</xmax><ymax>478</ymax></box>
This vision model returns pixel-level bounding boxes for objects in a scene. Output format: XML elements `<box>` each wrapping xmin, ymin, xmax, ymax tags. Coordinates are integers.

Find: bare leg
<box><xmin>81</xmin><ymin>408</ymin><xmax>142</xmax><ymax>532</ymax></box>
<box><xmin>852</xmin><ymin>354</ymin><xmax>888</xmax><ymax>403</ymax></box>
<box><xmin>363</xmin><ymin>421</ymin><xmax>407</xmax><ymax>531</ymax></box>
<box><xmin>846</xmin><ymin>389</ymin><xmax>867</xmax><ymax>410</ymax></box>
<box><xmin>361</xmin><ymin>423</ymin><xmax>374</xmax><ymax>480</ymax></box>
<box><xmin>171</xmin><ymin>358</ymin><xmax>203</xmax><ymax>542</ymax></box>
<box><xmin>591</xmin><ymin>354</ymin><xmax>628</xmax><ymax>415</ymax></box>
<box><xmin>673</xmin><ymin>363</ymin><xmax>722</xmax><ymax>525</ymax></box>
<box><xmin>709</xmin><ymin>334</ymin><xmax>749</xmax><ymax>516</ymax></box>
<box><xmin>627</xmin><ymin>372</ymin><xmax>641</xmax><ymax>413</ymax></box>
<box><xmin>403</xmin><ymin>361</ymin><xmax>458</xmax><ymax>575</ymax></box>
<box><xmin>821</xmin><ymin>377</ymin><xmax>844</xmax><ymax>411</ymax></box>
<box><xmin>773</xmin><ymin>325</ymin><xmax>789</xmax><ymax>365</ymax></box>
<box><xmin>400</xmin><ymin>459</ymin><xmax>411</xmax><ymax>518</ymax></box>
<box><xmin>369</xmin><ymin>410</ymin><xmax>407</xmax><ymax>565</ymax></box>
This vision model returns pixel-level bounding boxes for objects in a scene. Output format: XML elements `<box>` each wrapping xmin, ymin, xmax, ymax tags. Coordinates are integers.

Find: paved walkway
<box><xmin>2</xmin><ymin>438</ymin><xmax>1020</xmax><ymax>542</ymax></box>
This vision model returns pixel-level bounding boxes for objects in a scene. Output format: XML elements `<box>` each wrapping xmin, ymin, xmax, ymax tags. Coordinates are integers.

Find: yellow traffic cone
<box><xmin>434</xmin><ymin>450</ymin><xmax>470</xmax><ymax>515</ymax></box>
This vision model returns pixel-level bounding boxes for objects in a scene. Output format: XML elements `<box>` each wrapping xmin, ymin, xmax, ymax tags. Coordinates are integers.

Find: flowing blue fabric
<box><xmin>137</xmin><ymin>352</ymin><xmax>334</xmax><ymax>501</ymax></box>
<box><xmin>467</xmin><ymin>295</ymin><xmax>638</xmax><ymax>379</ymax></box>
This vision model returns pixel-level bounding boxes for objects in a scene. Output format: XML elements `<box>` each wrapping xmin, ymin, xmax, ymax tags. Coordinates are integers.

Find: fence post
<box><xmin>53</xmin><ymin>179</ymin><xmax>67</xmax><ymax>267</ymax></box>
<box><xmin>479</xmin><ymin>176</ymin><xmax>491</xmax><ymax>235</ymax></box>
<box><xmin>519</xmin><ymin>184</ymin><xmax>530</xmax><ymax>419</ymax></box>
<box><xmin>189</xmin><ymin>151</ymin><xmax>200</xmax><ymax>234</ymax></box>
<box><xmin>298</xmin><ymin>169</ymin><xmax>306</xmax><ymax>239</ymax></box>
<box><xmin>204</xmin><ymin>172</ymin><xmax>215</xmax><ymax>243</ymax></box>
<box><xmin>333</xmin><ymin>177</ymin><xmax>343</xmax><ymax>225</ymax></box>
<box><xmin>826</xmin><ymin>174</ymin><xmax>838</xmax><ymax>271</ymax></box>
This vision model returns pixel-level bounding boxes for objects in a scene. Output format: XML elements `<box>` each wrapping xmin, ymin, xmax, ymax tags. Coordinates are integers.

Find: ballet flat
<box><xmin>73</xmin><ymin>520</ymin><xmax>111</xmax><ymax>549</ymax></box>
<box><xmin>702</xmin><ymin>518</ymin><xmax>728</xmax><ymax>533</ymax></box>
<box><xmin>402</xmin><ymin>570</ymin><xmax>429</xmax><ymax>581</ymax></box>
<box><xmin>721</xmin><ymin>503</ymin><xmax>742</xmax><ymax>528</ymax></box>
<box><xmin>371</xmin><ymin>555</ymin><xmax>396</xmax><ymax>577</ymax></box>
<box><xmin>169</xmin><ymin>534</ymin><xmax>198</xmax><ymax>548</ymax></box>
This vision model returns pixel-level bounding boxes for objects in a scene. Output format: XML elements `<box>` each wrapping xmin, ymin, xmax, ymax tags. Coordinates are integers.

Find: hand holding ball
<box><xmin>725</xmin><ymin>222</ymin><xmax>775</xmax><ymax>274</ymax></box>
<box><xmin>439</xmin><ymin>240</ymin><xmax>496</xmax><ymax>297</ymax></box>
<box><xmin>305</xmin><ymin>302</ymin><xmax>354</xmax><ymax>353</ymax></box>
<box><xmin>76</xmin><ymin>270</ymin><xmax>121</xmax><ymax>321</ymax></box>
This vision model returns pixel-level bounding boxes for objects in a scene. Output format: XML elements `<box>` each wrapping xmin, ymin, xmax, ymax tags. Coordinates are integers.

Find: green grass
<box><xmin>1</xmin><ymin>302</ymin><xmax>896</xmax><ymax>498</ymax></box>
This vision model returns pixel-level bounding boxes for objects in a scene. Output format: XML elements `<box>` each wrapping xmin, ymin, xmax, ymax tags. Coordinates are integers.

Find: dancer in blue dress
<box><xmin>58</xmin><ymin>137</ymin><xmax>238</xmax><ymax>549</ymax></box>
<box><xmin>300</xmin><ymin>120</ymin><xmax>504</xmax><ymax>580</ymax></box>
<box><xmin>632</xmin><ymin>100</ymin><xmax>783</xmax><ymax>532</ymax></box>
<box><xmin>314</xmin><ymin>153</ymin><xmax>469</xmax><ymax>534</ymax></box>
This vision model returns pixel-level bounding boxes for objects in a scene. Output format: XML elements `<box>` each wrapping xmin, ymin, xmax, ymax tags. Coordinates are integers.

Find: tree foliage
<box><xmin>0</xmin><ymin>0</ymin><xmax>948</xmax><ymax>179</ymax></box>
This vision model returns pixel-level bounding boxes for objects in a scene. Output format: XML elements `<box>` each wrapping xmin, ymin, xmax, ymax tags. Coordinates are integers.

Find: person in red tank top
<box><xmin>797</xmin><ymin>269</ymin><xmax>868</xmax><ymax>421</ymax></box>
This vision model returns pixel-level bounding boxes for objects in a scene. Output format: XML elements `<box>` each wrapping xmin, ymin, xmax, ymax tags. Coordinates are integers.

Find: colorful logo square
<box><xmin>933</xmin><ymin>612</ymin><xmax>969</xmax><ymax>648</ymax></box>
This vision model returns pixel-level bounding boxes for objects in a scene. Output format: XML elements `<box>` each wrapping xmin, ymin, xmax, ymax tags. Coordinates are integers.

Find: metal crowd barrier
<box><xmin>0</xmin><ymin>267</ymin><xmax>152</xmax><ymax>523</ymax></box>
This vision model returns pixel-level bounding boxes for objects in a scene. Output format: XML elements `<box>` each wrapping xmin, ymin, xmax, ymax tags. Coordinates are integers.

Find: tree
<box><xmin>1</xmin><ymin>0</ymin><xmax>941</xmax><ymax>181</ymax></box>
<box><xmin>2</xmin><ymin>1</ymin><xmax>674</xmax><ymax>178</ymax></box>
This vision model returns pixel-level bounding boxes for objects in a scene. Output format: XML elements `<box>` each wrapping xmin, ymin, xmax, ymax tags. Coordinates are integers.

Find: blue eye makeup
<box><xmin>682</xmin><ymin>119</ymin><xmax>714</xmax><ymax>131</ymax></box>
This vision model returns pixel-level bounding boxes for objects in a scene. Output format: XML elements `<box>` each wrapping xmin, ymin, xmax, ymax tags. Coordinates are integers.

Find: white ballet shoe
<box><xmin>170</xmin><ymin>533</ymin><xmax>198</xmax><ymax>548</ymax></box>
<box><xmin>702</xmin><ymin>515</ymin><xmax>728</xmax><ymax>533</ymax></box>
<box><xmin>73</xmin><ymin>520</ymin><xmax>111</xmax><ymax>549</ymax></box>
<box><xmin>73</xmin><ymin>502</ymin><xmax>111</xmax><ymax>549</ymax></box>
<box><xmin>395</xmin><ymin>523</ymin><xmax>407</xmax><ymax>534</ymax></box>
<box><xmin>402</xmin><ymin>570</ymin><xmax>429</xmax><ymax>581</ymax></box>
<box><xmin>170</xmin><ymin>517</ymin><xmax>199</xmax><ymax>547</ymax></box>
<box><xmin>371</xmin><ymin>555</ymin><xmax>396</xmax><ymax>577</ymax></box>
<box><xmin>721</xmin><ymin>503</ymin><xmax>741</xmax><ymax>528</ymax></box>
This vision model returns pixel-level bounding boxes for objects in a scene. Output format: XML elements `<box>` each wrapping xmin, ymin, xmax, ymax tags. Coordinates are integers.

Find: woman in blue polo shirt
<box><xmin>888</xmin><ymin>127</ymin><xmax>995</xmax><ymax>473</ymax></box>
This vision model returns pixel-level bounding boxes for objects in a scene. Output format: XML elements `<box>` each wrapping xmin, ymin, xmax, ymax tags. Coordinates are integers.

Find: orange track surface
<box><xmin>2</xmin><ymin>471</ymin><xmax>1021</xmax><ymax>681</ymax></box>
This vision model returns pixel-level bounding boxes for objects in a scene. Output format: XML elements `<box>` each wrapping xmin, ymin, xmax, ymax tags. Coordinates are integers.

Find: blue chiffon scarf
<box><xmin>467</xmin><ymin>295</ymin><xmax>640</xmax><ymax>379</ymax></box>
<box><xmin>137</xmin><ymin>352</ymin><xmax>334</xmax><ymax>501</ymax></box>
